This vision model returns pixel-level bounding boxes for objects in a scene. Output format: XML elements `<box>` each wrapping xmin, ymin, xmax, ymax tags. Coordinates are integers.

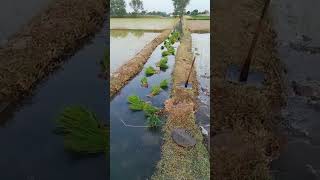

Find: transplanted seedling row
<box><xmin>128</xmin><ymin>31</ymin><xmax>181</xmax><ymax>128</ymax></box>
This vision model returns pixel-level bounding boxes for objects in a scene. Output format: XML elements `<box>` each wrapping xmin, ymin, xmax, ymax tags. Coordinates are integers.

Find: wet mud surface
<box><xmin>0</xmin><ymin>22</ymin><xmax>108</xmax><ymax>180</ymax></box>
<box><xmin>270</xmin><ymin>0</ymin><xmax>320</xmax><ymax>179</ymax></box>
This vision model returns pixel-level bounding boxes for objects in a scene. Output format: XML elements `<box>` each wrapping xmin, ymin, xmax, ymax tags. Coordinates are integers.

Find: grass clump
<box><xmin>160</xmin><ymin>79</ymin><xmax>169</xmax><ymax>89</ymax></box>
<box><xmin>158</xmin><ymin>57</ymin><xmax>169</xmax><ymax>70</ymax></box>
<box><xmin>150</xmin><ymin>85</ymin><xmax>161</xmax><ymax>96</ymax></box>
<box><xmin>145</xmin><ymin>66</ymin><xmax>156</xmax><ymax>76</ymax></box>
<box><xmin>162</xmin><ymin>50</ymin><xmax>171</xmax><ymax>57</ymax></box>
<box><xmin>127</xmin><ymin>95</ymin><xmax>145</xmax><ymax>111</ymax></box>
<box><xmin>140</xmin><ymin>77</ymin><xmax>148</xmax><ymax>87</ymax></box>
<box><xmin>147</xmin><ymin>113</ymin><xmax>162</xmax><ymax>128</ymax></box>
<box><xmin>55</xmin><ymin>106</ymin><xmax>108</xmax><ymax>154</ymax></box>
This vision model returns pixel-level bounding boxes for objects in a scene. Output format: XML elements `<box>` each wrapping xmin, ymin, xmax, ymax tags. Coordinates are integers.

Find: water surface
<box><xmin>110</xmin><ymin>29</ymin><xmax>159</xmax><ymax>73</ymax></box>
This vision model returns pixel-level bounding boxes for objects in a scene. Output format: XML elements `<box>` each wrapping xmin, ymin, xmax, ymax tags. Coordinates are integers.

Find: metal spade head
<box><xmin>226</xmin><ymin>64</ymin><xmax>265</xmax><ymax>88</ymax></box>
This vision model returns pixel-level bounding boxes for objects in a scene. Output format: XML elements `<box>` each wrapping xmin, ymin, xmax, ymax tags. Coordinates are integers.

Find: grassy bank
<box><xmin>152</xmin><ymin>20</ymin><xmax>210</xmax><ymax>180</ymax></box>
<box><xmin>0</xmin><ymin>0</ymin><xmax>107</xmax><ymax>108</ymax></box>
<box><xmin>212</xmin><ymin>0</ymin><xmax>286</xmax><ymax>179</ymax></box>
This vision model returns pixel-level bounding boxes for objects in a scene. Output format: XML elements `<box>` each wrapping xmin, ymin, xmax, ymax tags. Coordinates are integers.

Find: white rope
<box><xmin>119</xmin><ymin>118</ymin><xmax>149</xmax><ymax>128</ymax></box>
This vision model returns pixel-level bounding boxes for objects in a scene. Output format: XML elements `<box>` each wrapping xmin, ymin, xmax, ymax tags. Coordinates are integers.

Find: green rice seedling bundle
<box><xmin>160</xmin><ymin>79</ymin><xmax>169</xmax><ymax>89</ymax></box>
<box><xmin>140</xmin><ymin>77</ymin><xmax>148</xmax><ymax>87</ymax></box>
<box><xmin>145</xmin><ymin>66</ymin><xmax>156</xmax><ymax>76</ymax></box>
<box><xmin>150</xmin><ymin>85</ymin><xmax>161</xmax><ymax>96</ymax></box>
<box><xmin>56</xmin><ymin>106</ymin><xmax>108</xmax><ymax>154</ymax></box>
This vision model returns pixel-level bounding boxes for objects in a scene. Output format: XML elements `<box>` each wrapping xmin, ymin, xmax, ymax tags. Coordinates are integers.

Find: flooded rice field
<box><xmin>192</xmin><ymin>33</ymin><xmax>210</xmax><ymax>133</ymax></box>
<box><xmin>110</xmin><ymin>40</ymin><xmax>178</xmax><ymax>179</ymax></box>
<box><xmin>110</xmin><ymin>29</ymin><xmax>159</xmax><ymax>73</ymax></box>
<box><xmin>0</xmin><ymin>21</ymin><xmax>108</xmax><ymax>179</ymax></box>
<box><xmin>110</xmin><ymin>18</ymin><xmax>176</xmax><ymax>30</ymax></box>
<box><xmin>0</xmin><ymin>0</ymin><xmax>52</xmax><ymax>44</ymax></box>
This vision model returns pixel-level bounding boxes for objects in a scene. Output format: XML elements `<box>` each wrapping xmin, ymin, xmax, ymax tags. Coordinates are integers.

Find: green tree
<box><xmin>110</xmin><ymin>0</ymin><xmax>127</xmax><ymax>16</ymax></box>
<box><xmin>191</xmin><ymin>9</ymin><xmax>199</xmax><ymax>16</ymax></box>
<box><xmin>129</xmin><ymin>0</ymin><xmax>144</xmax><ymax>14</ymax></box>
<box><xmin>172</xmin><ymin>0</ymin><xmax>190</xmax><ymax>19</ymax></box>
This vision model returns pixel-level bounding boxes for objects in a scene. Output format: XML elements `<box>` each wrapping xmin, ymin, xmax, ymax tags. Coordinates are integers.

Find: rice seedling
<box><xmin>162</xmin><ymin>50</ymin><xmax>171</xmax><ymax>57</ymax></box>
<box><xmin>127</xmin><ymin>95</ymin><xmax>145</xmax><ymax>111</ymax></box>
<box><xmin>147</xmin><ymin>113</ymin><xmax>162</xmax><ymax>128</ymax></box>
<box><xmin>143</xmin><ymin>103</ymin><xmax>159</xmax><ymax>116</ymax></box>
<box><xmin>145</xmin><ymin>66</ymin><xmax>156</xmax><ymax>76</ymax></box>
<box><xmin>140</xmin><ymin>77</ymin><xmax>148</xmax><ymax>87</ymax></box>
<box><xmin>150</xmin><ymin>85</ymin><xmax>161</xmax><ymax>96</ymax></box>
<box><xmin>157</xmin><ymin>57</ymin><xmax>169</xmax><ymax>70</ymax></box>
<box><xmin>55</xmin><ymin>106</ymin><xmax>108</xmax><ymax>154</ymax></box>
<box><xmin>160</xmin><ymin>79</ymin><xmax>169</xmax><ymax>89</ymax></box>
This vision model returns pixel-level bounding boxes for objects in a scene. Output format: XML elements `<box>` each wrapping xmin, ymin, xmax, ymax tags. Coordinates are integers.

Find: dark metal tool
<box><xmin>185</xmin><ymin>56</ymin><xmax>196</xmax><ymax>88</ymax></box>
<box><xmin>239</xmin><ymin>0</ymin><xmax>271</xmax><ymax>82</ymax></box>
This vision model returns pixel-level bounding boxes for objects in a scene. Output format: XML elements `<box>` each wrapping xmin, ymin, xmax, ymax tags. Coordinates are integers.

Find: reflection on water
<box><xmin>192</xmin><ymin>33</ymin><xmax>210</xmax><ymax>133</ymax></box>
<box><xmin>110</xmin><ymin>30</ymin><xmax>159</xmax><ymax>74</ymax></box>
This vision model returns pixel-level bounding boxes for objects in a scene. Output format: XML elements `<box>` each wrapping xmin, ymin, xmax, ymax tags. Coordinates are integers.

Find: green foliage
<box><xmin>151</xmin><ymin>85</ymin><xmax>161</xmax><ymax>96</ymax></box>
<box><xmin>160</xmin><ymin>79</ymin><xmax>169</xmax><ymax>89</ymax></box>
<box><xmin>145</xmin><ymin>66</ymin><xmax>156</xmax><ymax>76</ymax></box>
<box><xmin>127</xmin><ymin>95</ymin><xmax>145</xmax><ymax>111</ymax></box>
<box><xmin>56</xmin><ymin>106</ymin><xmax>108</xmax><ymax>154</ymax></box>
<box><xmin>147</xmin><ymin>113</ymin><xmax>162</xmax><ymax>128</ymax></box>
<box><xmin>172</xmin><ymin>0</ymin><xmax>191</xmax><ymax>17</ymax></box>
<box><xmin>111</xmin><ymin>0</ymin><xmax>127</xmax><ymax>17</ymax></box>
<box><xmin>143</xmin><ymin>103</ymin><xmax>159</xmax><ymax>116</ymax></box>
<box><xmin>158</xmin><ymin>57</ymin><xmax>169</xmax><ymax>70</ymax></box>
<box><xmin>129</xmin><ymin>0</ymin><xmax>144</xmax><ymax>14</ymax></box>
<box><xmin>162</xmin><ymin>50</ymin><xmax>171</xmax><ymax>57</ymax></box>
<box><xmin>140</xmin><ymin>77</ymin><xmax>148</xmax><ymax>87</ymax></box>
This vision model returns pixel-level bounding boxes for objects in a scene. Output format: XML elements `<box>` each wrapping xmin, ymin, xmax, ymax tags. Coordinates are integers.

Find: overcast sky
<box><xmin>124</xmin><ymin>0</ymin><xmax>210</xmax><ymax>13</ymax></box>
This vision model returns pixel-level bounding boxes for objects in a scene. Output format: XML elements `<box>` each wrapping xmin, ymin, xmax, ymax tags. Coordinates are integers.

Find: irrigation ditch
<box><xmin>0</xmin><ymin>0</ymin><xmax>108</xmax><ymax>179</ymax></box>
<box><xmin>110</xmin><ymin>18</ymin><xmax>209</xmax><ymax>179</ymax></box>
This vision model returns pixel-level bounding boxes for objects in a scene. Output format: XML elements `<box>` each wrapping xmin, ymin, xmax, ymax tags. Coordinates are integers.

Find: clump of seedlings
<box><xmin>150</xmin><ymin>85</ymin><xmax>161</xmax><ymax>96</ymax></box>
<box><xmin>145</xmin><ymin>66</ymin><xmax>157</xmax><ymax>76</ymax></box>
<box><xmin>127</xmin><ymin>95</ymin><xmax>161</xmax><ymax>128</ymax></box>
<box><xmin>157</xmin><ymin>57</ymin><xmax>169</xmax><ymax>70</ymax></box>
<box><xmin>55</xmin><ymin>106</ymin><xmax>108</xmax><ymax>154</ymax></box>
<box><xmin>140</xmin><ymin>77</ymin><xmax>148</xmax><ymax>87</ymax></box>
<box><xmin>162</xmin><ymin>50</ymin><xmax>171</xmax><ymax>57</ymax></box>
<box><xmin>160</xmin><ymin>79</ymin><xmax>169</xmax><ymax>89</ymax></box>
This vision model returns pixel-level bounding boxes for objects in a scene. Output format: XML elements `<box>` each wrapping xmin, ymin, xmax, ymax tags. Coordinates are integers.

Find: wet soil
<box><xmin>270</xmin><ymin>0</ymin><xmax>320</xmax><ymax>179</ymax></box>
<box><xmin>0</xmin><ymin>21</ymin><xmax>108</xmax><ymax>180</ymax></box>
<box><xmin>110</xmin><ymin>41</ymin><xmax>177</xmax><ymax>180</ymax></box>
<box><xmin>212</xmin><ymin>0</ymin><xmax>285</xmax><ymax>179</ymax></box>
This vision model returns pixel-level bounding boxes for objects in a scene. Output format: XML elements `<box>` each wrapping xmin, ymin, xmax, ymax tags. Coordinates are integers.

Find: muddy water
<box><xmin>110</xmin><ymin>41</ymin><xmax>178</xmax><ymax>179</ymax></box>
<box><xmin>110</xmin><ymin>18</ymin><xmax>175</xmax><ymax>30</ymax></box>
<box><xmin>0</xmin><ymin>22</ymin><xmax>108</xmax><ymax>179</ymax></box>
<box><xmin>110</xmin><ymin>30</ymin><xmax>159</xmax><ymax>73</ymax></box>
<box><xmin>0</xmin><ymin>0</ymin><xmax>53</xmax><ymax>45</ymax></box>
<box><xmin>270</xmin><ymin>0</ymin><xmax>320</xmax><ymax>179</ymax></box>
<box><xmin>192</xmin><ymin>33</ymin><xmax>210</xmax><ymax>135</ymax></box>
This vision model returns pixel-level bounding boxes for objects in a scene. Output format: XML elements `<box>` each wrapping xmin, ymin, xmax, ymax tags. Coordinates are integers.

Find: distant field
<box><xmin>186</xmin><ymin>16</ymin><xmax>210</xmax><ymax>20</ymax></box>
<box><xmin>110</xmin><ymin>18</ymin><xmax>177</xmax><ymax>30</ymax></box>
<box><xmin>187</xmin><ymin>20</ymin><xmax>210</xmax><ymax>33</ymax></box>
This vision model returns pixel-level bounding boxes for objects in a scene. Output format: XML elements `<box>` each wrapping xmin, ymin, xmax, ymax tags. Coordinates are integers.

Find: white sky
<box><xmin>124</xmin><ymin>0</ymin><xmax>210</xmax><ymax>13</ymax></box>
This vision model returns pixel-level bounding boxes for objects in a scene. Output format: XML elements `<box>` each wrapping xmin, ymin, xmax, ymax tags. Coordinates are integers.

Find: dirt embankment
<box><xmin>152</xmin><ymin>20</ymin><xmax>209</xmax><ymax>180</ymax></box>
<box><xmin>212</xmin><ymin>0</ymin><xmax>286</xmax><ymax>179</ymax></box>
<box><xmin>110</xmin><ymin>29</ymin><xmax>171</xmax><ymax>98</ymax></box>
<box><xmin>0</xmin><ymin>0</ymin><xmax>107</xmax><ymax>109</ymax></box>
